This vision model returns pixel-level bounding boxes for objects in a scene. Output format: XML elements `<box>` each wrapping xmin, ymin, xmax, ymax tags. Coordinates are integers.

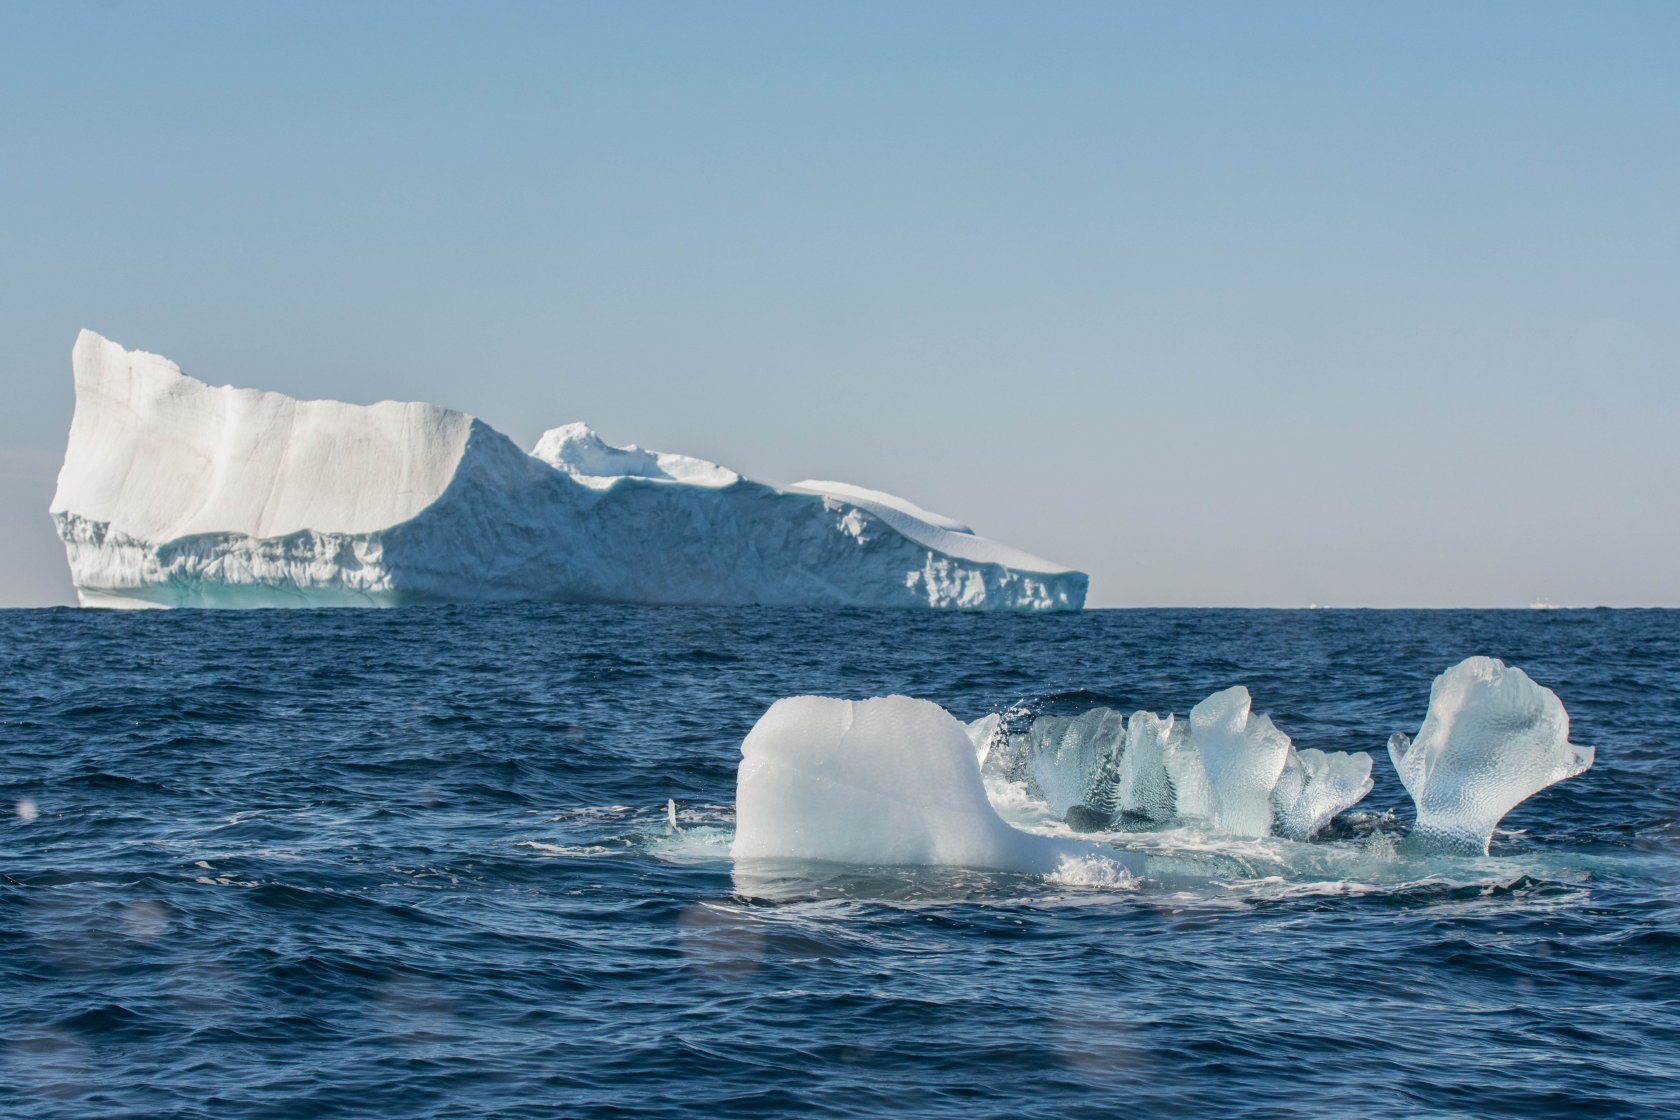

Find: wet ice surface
<box><xmin>960</xmin><ymin>654</ymin><xmax>1585</xmax><ymax>854</ymax></box>
<box><xmin>1</xmin><ymin>606</ymin><xmax>1676</xmax><ymax>1118</ymax></box>
<box><xmin>1391</xmin><ymin>657</ymin><xmax>1595</xmax><ymax>855</ymax></box>
<box><xmin>977</xmin><ymin>685</ymin><xmax>1380</xmax><ymax>843</ymax></box>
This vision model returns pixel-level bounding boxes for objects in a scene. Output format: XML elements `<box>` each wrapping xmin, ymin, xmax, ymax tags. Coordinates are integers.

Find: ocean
<box><xmin>2</xmin><ymin>605</ymin><xmax>1676</xmax><ymax>1118</ymax></box>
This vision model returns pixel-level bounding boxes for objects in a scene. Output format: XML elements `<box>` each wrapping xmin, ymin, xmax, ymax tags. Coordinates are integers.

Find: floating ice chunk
<box><xmin>1389</xmin><ymin>657</ymin><xmax>1594</xmax><ymax>855</ymax></box>
<box><xmin>1188</xmin><ymin>687</ymin><xmax>1291</xmax><ymax>838</ymax></box>
<box><xmin>1116</xmin><ymin>711</ymin><xmax>1209</xmax><ymax>827</ymax></box>
<box><xmin>1271</xmin><ymin>748</ymin><xmax>1374</xmax><ymax>841</ymax></box>
<box><xmin>731</xmin><ymin>695</ymin><xmax>1140</xmax><ymax>880</ymax></box>
<box><xmin>988</xmin><ymin>695</ymin><xmax>1372</xmax><ymax>839</ymax></box>
<box><xmin>1022</xmin><ymin>708</ymin><xmax>1126</xmax><ymax>821</ymax></box>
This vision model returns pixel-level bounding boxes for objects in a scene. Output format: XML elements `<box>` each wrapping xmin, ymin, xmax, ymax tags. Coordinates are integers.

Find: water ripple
<box><xmin>1</xmin><ymin>605</ymin><xmax>1676</xmax><ymax>1117</ymax></box>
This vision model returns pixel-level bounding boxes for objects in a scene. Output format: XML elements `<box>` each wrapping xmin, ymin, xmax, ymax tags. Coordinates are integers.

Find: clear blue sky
<box><xmin>2</xmin><ymin>2</ymin><xmax>1675</xmax><ymax>607</ymax></box>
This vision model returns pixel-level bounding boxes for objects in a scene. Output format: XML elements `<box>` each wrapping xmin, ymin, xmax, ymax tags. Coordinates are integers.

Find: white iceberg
<box><xmin>731</xmin><ymin>695</ymin><xmax>1140</xmax><ymax>881</ymax></box>
<box><xmin>1389</xmin><ymin>657</ymin><xmax>1594</xmax><ymax>855</ymax></box>
<box><xmin>49</xmin><ymin>331</ymin><xmax>1086</xmax><ymax>610</ymax></box>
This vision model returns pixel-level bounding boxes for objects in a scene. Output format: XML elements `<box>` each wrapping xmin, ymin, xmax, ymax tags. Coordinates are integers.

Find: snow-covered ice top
<box><xmin>789</xmin><ymin>480</ymin><xmax>974</xmax><ymax>534</ymax></box>
<box><xmin>50</xmin><ymin>331</ymin><xmax>1085</xmax><ymax>610</ymax></box>
<box><xmin>531</xmin><ymin>422</ymin><xmax>739</xmax><ymax>489</ymax></box>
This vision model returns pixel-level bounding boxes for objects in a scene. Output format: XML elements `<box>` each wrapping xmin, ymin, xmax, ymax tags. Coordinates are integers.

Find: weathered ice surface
<box><xmin>1271</xmin><ymin>748</ymin><xmax>1375</xmax><ymax>842</ymax></box>
<box><xmin>1188</xmin><ymin>687</ymin><xmax>1294</xmax><ymax>838</ymax></box>
<box><xmin>50</xmin><ymin>331</ymin><xmax>1085</xmax><ymax>610</ymax></box>
<box><xmin>1022</xmin><ymin>708</ymin><xmax>1127</xmax><ymax>821</ymax></box>
<box><xmin>983</xmin><ymin>689</ymin><xmax>1373</xmax><ymax>840</ymax></box>
<box><xmin>983</xmin><ymin>659</ymin><xmax>1591</xmax><ymax>851</ymax></box>
<box><xmin>731</xmin><ymin>695</ymin><xmax>1140</xmax><ymax>881</ymax></box>
<box><xmin>1389</xmin><ymin>657</ymin><xmax>1594</xmax><ymax>855</ymax></box>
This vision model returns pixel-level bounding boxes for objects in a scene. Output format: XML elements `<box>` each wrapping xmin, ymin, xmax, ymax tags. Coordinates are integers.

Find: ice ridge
<box><xmin>970</xmin><ymin>658</ymin><xmax>1589</xmax><ymax>851</ymax></box>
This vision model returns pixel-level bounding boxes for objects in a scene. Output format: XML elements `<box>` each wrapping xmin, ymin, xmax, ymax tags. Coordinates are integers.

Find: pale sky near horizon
<box><xmin>2</xmin><ymin>2</ymin><xmax>1675</xmax><ymax>608</ymax></box>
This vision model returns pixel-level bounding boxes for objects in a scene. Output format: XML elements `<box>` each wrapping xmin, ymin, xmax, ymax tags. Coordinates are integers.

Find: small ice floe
<box><xmin>728</xmin><ymin>657</ymin><xmax>1596</xmax><ymax>890</ymax></box>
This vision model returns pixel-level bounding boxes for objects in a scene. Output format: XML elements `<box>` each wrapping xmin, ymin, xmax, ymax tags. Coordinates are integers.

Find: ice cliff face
<box><xmin>50</xmin><ymin>331</ymin><xmax>1087</xmax><ymax>610</ymax></box>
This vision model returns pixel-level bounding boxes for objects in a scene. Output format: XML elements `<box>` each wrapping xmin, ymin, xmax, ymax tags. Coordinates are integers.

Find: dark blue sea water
<box><xmin>2</xmin><ymin>606</ymin><xmax>1676</xmax><ymax>1119</ymax></box>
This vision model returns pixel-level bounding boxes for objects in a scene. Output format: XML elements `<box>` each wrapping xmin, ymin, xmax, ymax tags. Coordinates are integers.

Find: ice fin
<box><xmin>1272</xmin><ymin>748</ymin><xmax>1374</xmax><ymax>841</ymax></box>
<box><xmin>1024</xmin><ymin>708</ymin><xmax>1126</xmax><ymax>820</ymax></box>
<box><xmin>1114</xmin><ymin>711</ymin><xmax>1183</xmax><ymax>826</ymax></box>
<box><xmin>1391</xmin><ymin>657</ymin><xmax>1594</xmax><ymax>855</ymax></box>
<box><xmin>1188</xmin><ymin>687</ymin><xmax>1291</xmax><ymax>838</ymax></box>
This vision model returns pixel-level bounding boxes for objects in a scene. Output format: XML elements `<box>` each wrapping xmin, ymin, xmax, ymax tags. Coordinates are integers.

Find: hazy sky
<box><xmin>2</xmin><ymin>2</ymin><xmax>1675</xmax><ymax>608</ymax></box>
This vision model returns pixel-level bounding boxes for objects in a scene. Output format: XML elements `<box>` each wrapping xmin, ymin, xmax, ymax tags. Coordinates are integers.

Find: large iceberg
<box><xmin>49</xmin><ymin>331</ymin><xmax>1086</xmax><ymax>610</ymax></box>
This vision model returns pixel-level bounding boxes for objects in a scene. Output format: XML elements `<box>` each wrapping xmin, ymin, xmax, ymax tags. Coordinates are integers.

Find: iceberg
<box><xmin>730</xmin><ymin>662</ymin><xmax>1598</xmax><ymax>889</ymax></box>
<box><xmin>731</xmin><ymin>695</ymin><xmax>1140</xmax><ymax>881</ymax></box>
<box><xmin>49</xmin><ymin>331</ymin><xmax>1086</xmax><ymax>610</ymax></box>
<box><xmin>1389</xmin><ymin>657</ymin><xmax>1594</xmax><ymax>855</ymax></box>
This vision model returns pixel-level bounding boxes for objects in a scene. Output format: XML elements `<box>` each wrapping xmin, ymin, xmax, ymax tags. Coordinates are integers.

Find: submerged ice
<box><xmin>51</xmin><ymin>331</ymin><xmax>1085</xmax><ymax>610</ymax></box>
<box><xmin>735</xmin><ymin>658</ymin><xmax>1594</xmax><ymax>884</ymax></box>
